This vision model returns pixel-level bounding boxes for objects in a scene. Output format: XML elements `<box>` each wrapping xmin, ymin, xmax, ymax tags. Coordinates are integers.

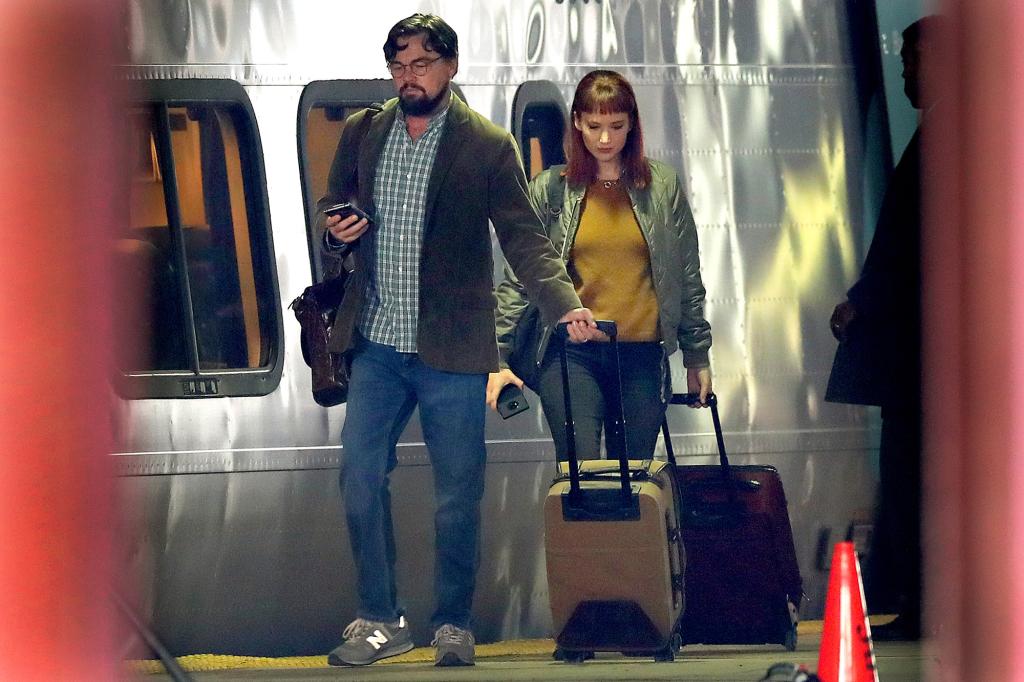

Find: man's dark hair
<box><xmin>903</xmin><ymin>15</ymin><xmax>950</xmax><ymax>48</ymax></box>
<box><xmin>383</xmin><ymin>14</ymin><xmax>459</xmax><ymax>63</ymax></box>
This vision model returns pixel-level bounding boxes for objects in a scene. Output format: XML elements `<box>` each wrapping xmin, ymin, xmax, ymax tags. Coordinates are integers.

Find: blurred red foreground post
<box><xmin>0</xmin><ymin>1</ymin><xmax>125</xmax><ymax>679</ymax></box>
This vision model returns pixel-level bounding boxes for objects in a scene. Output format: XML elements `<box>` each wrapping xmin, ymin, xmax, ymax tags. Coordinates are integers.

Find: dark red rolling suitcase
<box><xmin>664</xmin><ymin>393</ymin><xmax>803</xmax><ymax>650</ymax></box>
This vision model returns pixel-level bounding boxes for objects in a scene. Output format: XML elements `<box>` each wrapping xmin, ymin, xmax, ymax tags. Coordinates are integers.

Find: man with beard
<box><xmin>315</xmin><ymin>13</ymin><xmax>598</xmax><ymax>667</ymax></box>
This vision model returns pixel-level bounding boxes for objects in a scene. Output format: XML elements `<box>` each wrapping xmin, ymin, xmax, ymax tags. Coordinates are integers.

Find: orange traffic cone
<box><xmin>817</xmin><ymin>541</ymin><xmax>878</xmax><ymax>682</ymax></box>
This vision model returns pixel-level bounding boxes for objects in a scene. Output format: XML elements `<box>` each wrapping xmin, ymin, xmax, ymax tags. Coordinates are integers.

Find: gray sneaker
<box><xmin>328</xmin><ymin>616</ymin><xmax>413</xmax><ymax>666</ymax></box>
<box><xmin>432</xmin><ymin>623</ymin><xmax>475</xmax><ymax>667</ymax></box>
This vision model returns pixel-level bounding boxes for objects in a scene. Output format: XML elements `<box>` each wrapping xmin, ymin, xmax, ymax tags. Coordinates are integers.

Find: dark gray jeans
<box><xmin>537</xmin><ymin>340</ymin><xmax>666</xmax><ymax>461</ymax></box>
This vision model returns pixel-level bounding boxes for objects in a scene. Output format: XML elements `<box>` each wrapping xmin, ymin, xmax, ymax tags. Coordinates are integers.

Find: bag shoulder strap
<box><xmin>333</xmin><ymin>102</ymin><xmax>384</xmax><ymax>203</ymax></box>
<box><xmin>322</xmin><ymin>103</ymin><xmax>384</xmax><ymax>264</ymax></box>
<box><xmin>349</xmin><ymin>102</ymin><xmax>384</xmax><ymax>186</ymax></box>
<box><xmin>355</xmin><ymin>102</ymin><xmax>383</xmax><ymax>144</ymax></box>
<box><xmin>544</xmin><ymin>164</ymin><xmax>566</xmax><ymax>222</ymax></box>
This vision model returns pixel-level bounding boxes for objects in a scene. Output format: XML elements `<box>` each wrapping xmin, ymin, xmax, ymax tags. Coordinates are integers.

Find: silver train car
<box><xmin>116</xmin><ymin>0</ymin><xmax>888</xmax><ymax>656</ymax></box>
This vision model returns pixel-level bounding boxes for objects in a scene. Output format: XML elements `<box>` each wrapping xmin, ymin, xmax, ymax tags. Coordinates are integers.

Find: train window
<box><xmin>304</xmin><ymin>104</ymin><xmax>362</xmax><ymax>209</ymax></box>
<box><xmin>511</xmin><ymin>80</ymin><xmax>568</xmax><ymax>179</ymax></box>
<box><xmin>115</xmin><ymin>80</ymin><xmax>283</xmax><ymax>399</ymax></box>
<box><xmin>297</xmin><ymin>79</ymin><xmax>466</xmax><ymax>282</ymax></box>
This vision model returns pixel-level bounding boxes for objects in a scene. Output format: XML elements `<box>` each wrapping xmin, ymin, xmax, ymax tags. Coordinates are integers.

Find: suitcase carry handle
<box><xmin>553</xmin><ymin>321</ymin><xmax>633</xmax><ymax>513</ymax></box>
<box><xmin>679</xmin><ymin>472</ymin><xmax>761</xmax><ymax>530</ymax></box>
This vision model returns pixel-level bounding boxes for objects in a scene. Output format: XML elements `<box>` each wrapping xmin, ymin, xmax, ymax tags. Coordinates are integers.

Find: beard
<box><xmin>399</xmin><ymin>84</ymin><xmax>449</xmax><ymax>116</ymax></box>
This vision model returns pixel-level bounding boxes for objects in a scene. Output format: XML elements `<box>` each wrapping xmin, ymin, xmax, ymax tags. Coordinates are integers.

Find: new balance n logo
<box><xmin>366</xmin><ymin>630</ymin><xmax>389</xmax><ymax>650</ymax></box>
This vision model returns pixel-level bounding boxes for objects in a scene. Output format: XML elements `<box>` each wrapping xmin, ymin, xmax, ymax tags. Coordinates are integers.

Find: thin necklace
<box><xmin>599</xmin><ymin>168</ymin><xmax>624</xmax><ymax>189</ymax></box>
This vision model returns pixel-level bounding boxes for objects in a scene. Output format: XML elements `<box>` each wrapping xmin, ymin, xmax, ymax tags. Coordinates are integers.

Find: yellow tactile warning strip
<box><xmin>130</xmin><ymin>639</ymin><xmax>557</xmax><ymax>674</ymax></box>
<box><xmin>129</xmin><ymin>619</ymin><xmax>896</xmax><ymax>675</ymax></box>
<box><xmin>132</xmin><ymin>654</ymin><xmax>328</xmax><ymax>674</ymax></box>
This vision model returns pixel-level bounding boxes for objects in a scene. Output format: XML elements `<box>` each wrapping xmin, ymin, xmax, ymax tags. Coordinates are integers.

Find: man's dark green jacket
<box><xmin>316</xmin><ymin>93</ymin><xmax>581</xmax><ymax>374</ymax></box>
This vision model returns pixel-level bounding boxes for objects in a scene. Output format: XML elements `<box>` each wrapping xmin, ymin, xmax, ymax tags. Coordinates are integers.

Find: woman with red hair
<box><xmin>490</xmin><ymin>70</ymin><xmax>712</xmax><ymax>460</ymax></box>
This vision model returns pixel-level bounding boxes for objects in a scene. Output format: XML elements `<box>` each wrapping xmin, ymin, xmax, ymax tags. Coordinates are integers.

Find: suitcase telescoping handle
<box><xmin>662</xmin><ymin>392</ymin><xmax>730</xmax><ymax>475</ymax></box>
<box><xmin>664</xmin><ymin>393</ymin><xmax>760</xmax><ymax>527</ymax></box>
<box><xmin>553</xmin><ymin>321</ymin><xmax>632</xmax><ymax>507</ymax></box>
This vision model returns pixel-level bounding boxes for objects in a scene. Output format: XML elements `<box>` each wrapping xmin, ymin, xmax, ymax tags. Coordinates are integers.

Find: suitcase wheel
<box><xmin>653</xmin><ymin>645</ymin><xmax>675</xmax><ymax>662</ymax></box>
<box><xmin>553</xmin><ymin>648</ymin><xmax>593</xmax><ymax>664</ymax></box>
<box><xmin>784</xmin><ymin>625</ymin><xmax>798</xmax><ymax>652</ymax></box>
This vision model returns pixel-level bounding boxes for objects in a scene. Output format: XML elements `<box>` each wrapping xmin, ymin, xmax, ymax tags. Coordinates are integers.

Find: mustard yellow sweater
<box><xmin>569</xmin><ymin>181</ymin><xmax>660</xmax><ymax>342</ymax></box>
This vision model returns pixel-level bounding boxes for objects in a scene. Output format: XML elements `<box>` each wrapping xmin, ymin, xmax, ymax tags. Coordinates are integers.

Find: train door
<box><xmin>116</xmin><ymin>79</ymin><xmax>283</xmax><ymax>399</ymax></box>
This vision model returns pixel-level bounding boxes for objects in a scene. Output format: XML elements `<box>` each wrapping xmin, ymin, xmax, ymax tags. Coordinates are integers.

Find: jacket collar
<box><xmin>355</xmin><ymin>99</ymin><xmax>396</xmax><ymax>215</ymax></box>
<box><xmin>424</xmin><ymin>91</ymin><xmax>469</xmax><ymax>223</ymax></box>
<box><xmin>357</xmin><ymin>90</ymin><xmax>469</xmax><ymax>226</ymax></box>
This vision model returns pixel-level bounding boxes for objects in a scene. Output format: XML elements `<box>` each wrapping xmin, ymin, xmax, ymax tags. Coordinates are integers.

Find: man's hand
<box><xmin>326</xmin><ymin>212</ymin><xmax>371</xmax><ymax>245</ymax></box>
<box><xmin>486</xmin><ymin>369</ymin><xmax>522</xmax><ymax>410</ymax></box>
<box><xmin>686</xmin><ymin>366</ymin><xmax>712</xmax><ymax>407</ymax></box>
<box><xmin>830</xmin><ymin>300</ymin><xmax>857</xmax><ymax>342</ymax></box>
<box><xmin>557</xmin><ymin>307</ymin><xmax>602</xmax><ymax>343</ymax></box>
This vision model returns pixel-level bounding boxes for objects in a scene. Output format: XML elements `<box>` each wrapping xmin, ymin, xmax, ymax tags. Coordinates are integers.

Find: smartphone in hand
<box><xmin>496</xmin><ymin>383</ymin><xmax>530</xmax><ymax>419</ymax></box>
<box><xmin>323</xmin><ymin>202</ymin><xmax>373</xmax><ymax>225</ymax></box>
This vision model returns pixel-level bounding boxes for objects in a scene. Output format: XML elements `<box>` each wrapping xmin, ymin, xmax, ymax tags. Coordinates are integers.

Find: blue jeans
<box><xmin>537</xmin><ymin>340</ymin><xmax>667</xmax><ymax>460</ymax></box>
<box><xmin>340</xmin><ymin>335</ymin><xmax>487</xmax><ymax>629</ymax></box>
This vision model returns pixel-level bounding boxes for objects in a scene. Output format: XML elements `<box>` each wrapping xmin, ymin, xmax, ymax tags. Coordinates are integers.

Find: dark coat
<box><xmin>826</xmin><ymin>129</ymin><xmax>921</xmax><ymax>408</ymax></box>
<box><xmin>316</xmin><ymin>94</ymin><xmax>581</xmax><ymax>374</ymax></box>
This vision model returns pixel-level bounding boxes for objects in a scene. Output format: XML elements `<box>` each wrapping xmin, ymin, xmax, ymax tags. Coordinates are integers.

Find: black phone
<box><xmin>323</xmin><ymin>202</ymin><xmax>373</xmax><ymax>225</ymax></box>
<box><xmin>496</xmin><ymin>383</ymin><xmax>530</xmax><ymax>419</ymax></box>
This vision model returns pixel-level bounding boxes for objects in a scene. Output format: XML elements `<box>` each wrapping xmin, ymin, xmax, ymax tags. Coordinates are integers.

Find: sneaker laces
<box><xmin>343</xmin><ymin>616</ymin><xmax>405</xmax><ymax>640</ymax></box>
<box><xmin>432</xmin><ymin>624</ymin><xmax>472</xmax><ymax>646</ymax></box>
<box><xmin>342</xmin><ymin>618</ymin><xmax>377</xmax><ymax>640</ymax></box>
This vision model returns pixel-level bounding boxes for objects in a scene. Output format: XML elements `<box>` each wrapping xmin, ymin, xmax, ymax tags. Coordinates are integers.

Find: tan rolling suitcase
<box><xmin>543</xmin><ymin>322</ymin><xmax>685</xmax><ymax>662</ymax></box>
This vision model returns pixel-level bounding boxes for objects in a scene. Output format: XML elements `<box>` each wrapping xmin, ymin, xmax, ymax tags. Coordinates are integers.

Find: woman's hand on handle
<box><xmin>486</xmin><ymin>369</ymin><xmax>523</xmax><ymax>411</ymax></box>
<box><xmin>686</xmin><ymin>366</ymin><xmax>712</xmax><ymax>407</ymax></box>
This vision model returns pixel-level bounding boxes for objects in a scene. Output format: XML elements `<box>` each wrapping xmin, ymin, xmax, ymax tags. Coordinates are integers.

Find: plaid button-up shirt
<box><xmin>358</xmin><ymin>102</ymin><xmax>450</xmax><ymax>352</ymax></box>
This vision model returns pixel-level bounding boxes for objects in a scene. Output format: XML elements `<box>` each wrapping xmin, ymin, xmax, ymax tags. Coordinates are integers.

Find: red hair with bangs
<box><xmin>565</xmin><ymin>70</ymin><xmax>652</xmax><ymax>189</ymax></box>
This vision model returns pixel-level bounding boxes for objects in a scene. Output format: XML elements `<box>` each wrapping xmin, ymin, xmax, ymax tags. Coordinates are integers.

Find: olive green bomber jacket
<box><xmin>495</xmin><ymin>160</ymin><xmax>712</xmax><ymax>371</ymax></box>
<box><xmin>315</xmin><ymin>94</ymin><xmax>582</xmax><ymax>374</ymax></box>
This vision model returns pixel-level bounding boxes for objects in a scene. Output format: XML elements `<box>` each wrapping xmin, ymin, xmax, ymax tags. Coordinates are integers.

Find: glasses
<box><xmin>387</xmin><ymin>56</ymin><xmax>442</xmax><ymax>78</ymax></box>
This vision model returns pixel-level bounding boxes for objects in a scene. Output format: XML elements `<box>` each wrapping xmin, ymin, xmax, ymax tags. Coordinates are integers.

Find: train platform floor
<box><xmin>137</xmin><ymin>619</ymin><xmax>929</xmax><ymax>681</ymax></box>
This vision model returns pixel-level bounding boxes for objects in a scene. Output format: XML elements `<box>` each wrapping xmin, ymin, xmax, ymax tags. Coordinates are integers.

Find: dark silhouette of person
<box><xmin>826</xmin><ymin>15</ymin><xmax>946</xmax><ymax>641</ymax></box>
